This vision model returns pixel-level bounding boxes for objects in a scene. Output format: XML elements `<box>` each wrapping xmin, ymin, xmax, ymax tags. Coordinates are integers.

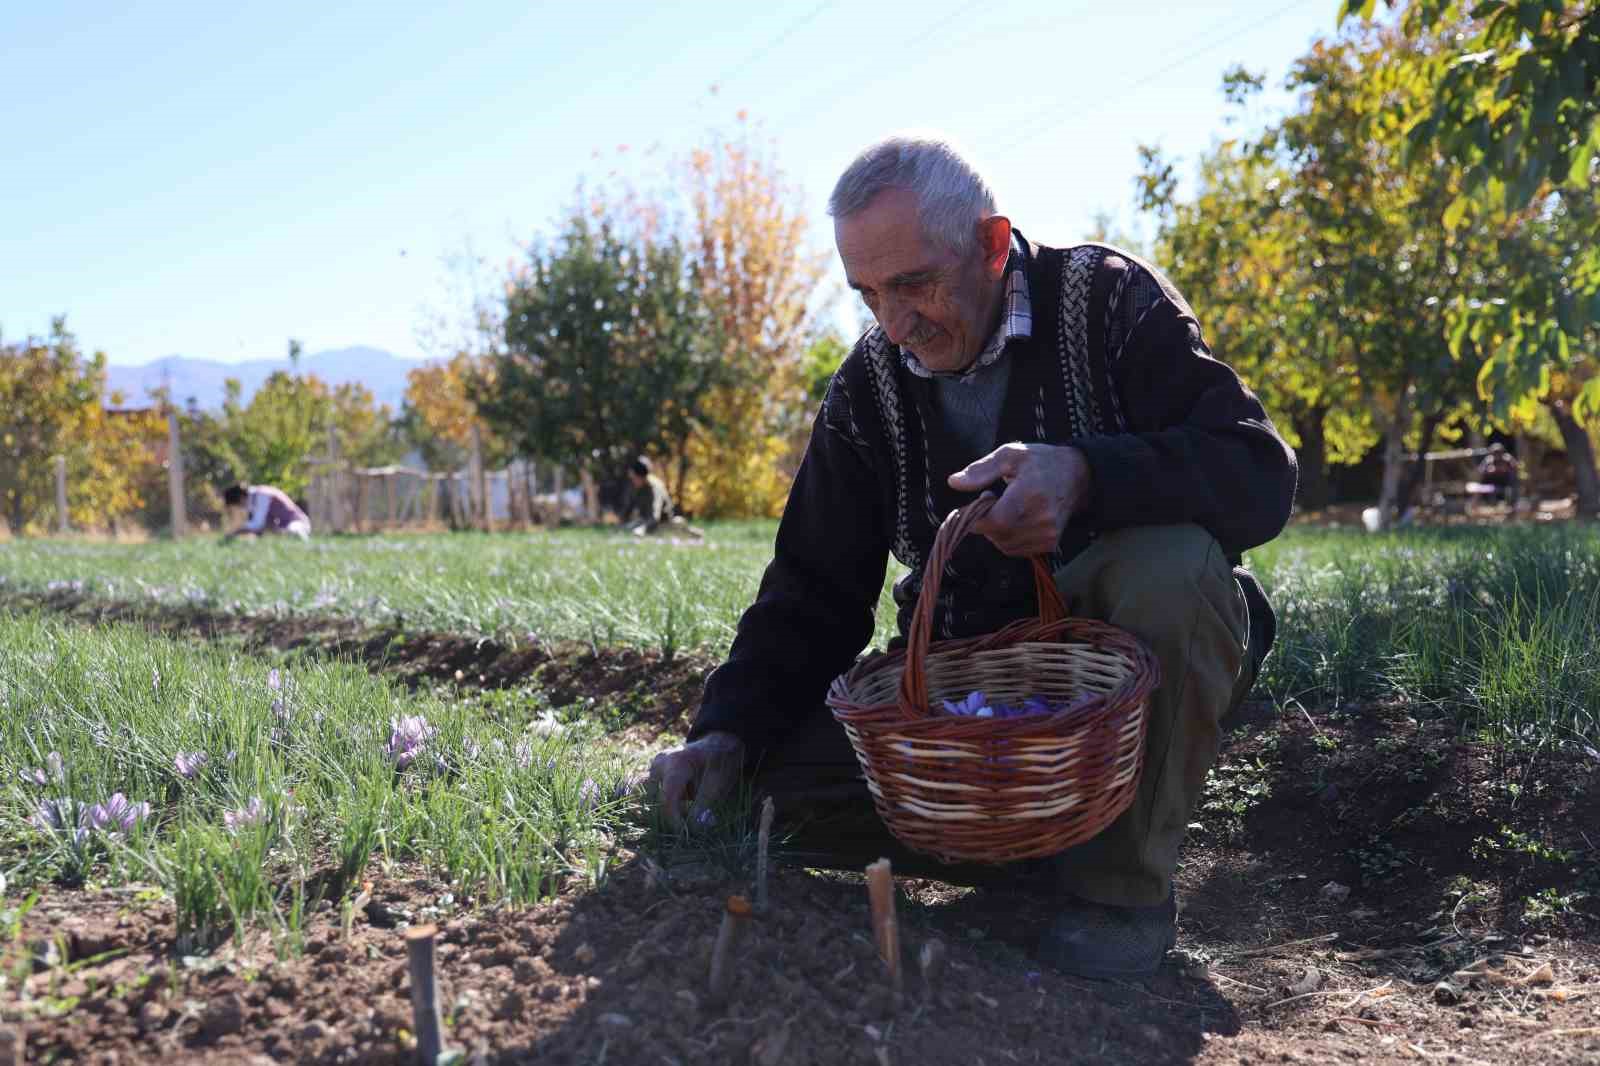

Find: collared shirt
<box><xmin>899</xmin><ymin>236</ymin><xmax>1032</xmax><ymax>382</ymax></box>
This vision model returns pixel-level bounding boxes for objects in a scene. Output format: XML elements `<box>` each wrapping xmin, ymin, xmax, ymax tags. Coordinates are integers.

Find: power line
<box><xmin>988</xmin><ymin>0</ymin><xmax>1308</xmax><ymax>156</ymax></box>
<box><xmin>768</xmin><ymin>0</ymin><xmax>991</xmax><ymax>131</ymax></box>
<box><xmin>711</xmin><ymin>0</ymin><xmax>841</xmax><ymax>93</ymax></box>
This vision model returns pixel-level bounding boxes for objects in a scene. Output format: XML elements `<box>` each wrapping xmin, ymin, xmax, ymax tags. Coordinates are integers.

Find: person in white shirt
<box><xmin>222</xmin><ymin>484</ymin><xmax>311</xmax><ymax>541</ymax></box>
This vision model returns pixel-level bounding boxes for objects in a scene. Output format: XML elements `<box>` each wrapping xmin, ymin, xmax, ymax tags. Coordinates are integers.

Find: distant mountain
<box><xmin>104</xmin><ymin>346</ymin><xmax>433</xmax><ymax>411</ymax></box>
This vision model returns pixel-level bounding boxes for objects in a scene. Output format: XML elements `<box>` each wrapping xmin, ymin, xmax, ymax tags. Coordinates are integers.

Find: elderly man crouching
<box><xmin>649</xmin><ymin>134</ymin><xmax>1296</xmax><ymax>979</ymax></box>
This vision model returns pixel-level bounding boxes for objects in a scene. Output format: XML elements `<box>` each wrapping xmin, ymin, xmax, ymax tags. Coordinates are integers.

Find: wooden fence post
<box><xmin>54</xmin><ymin>455</ymin><xmax>69</xmax><ymax>534</ymax></box>
<box><xmin>471</xmin><ymin>425</ymin><xmax>490</xmax><ymax>532</ymax></box>
<box><xmin>326</xmin><ymin>426</ymin><xmax>343</xmax><ymax>533</ymax></box>
<box><xmin>167</xmin><ymin>410</ymin><xmax>186</xmax><ymax>538</ymax></box>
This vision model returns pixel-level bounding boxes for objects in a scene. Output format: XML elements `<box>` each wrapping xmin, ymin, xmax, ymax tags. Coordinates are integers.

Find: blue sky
<box><xmin>2</xmin><ymin>0</ymin><xmax>1339</xmax><ymax>367</ymax></box>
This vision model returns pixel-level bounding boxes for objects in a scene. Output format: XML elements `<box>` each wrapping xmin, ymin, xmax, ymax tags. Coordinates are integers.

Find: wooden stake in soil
<box><xmin>866</xmin><ymin>858</ymin><xmax>902</xmax><ymax>1003</ymax></box>
<box><xmin>404</xmin><ymin>923</ymin><xmax>446</xmax><ymax>1065</ymax></box>
<box><xmin>707</xmin><ymin>894</ymin><xmax>752</xmax><ymax>1004</ymax></box>
<box><xmin>756</xmin><ymin>796</ymin><xmax>775</xmax><ymax>912</ymax></box>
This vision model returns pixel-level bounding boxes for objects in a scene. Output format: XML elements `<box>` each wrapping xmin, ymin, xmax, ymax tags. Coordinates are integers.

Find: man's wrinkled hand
<box><xmin>646</xmin><ymin>731</ymin><xmax>745</xmax><ymax>825</ymax></box>
<box><xmin>947</xmin><ymin>443</ymin><xmax>1092</xmax><ymax>557</ymax></box>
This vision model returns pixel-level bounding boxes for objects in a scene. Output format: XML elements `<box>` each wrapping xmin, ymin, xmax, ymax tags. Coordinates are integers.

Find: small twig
<box><xmin>343</xmin><ymin>881</ymin><xmax>373</xmax><ymax>942</ymax></box>
<box><xmin>1265</xmin><ymin>983</ymin><xmax>1392</xmax><ymax>1011</ymax></box>
<box><xmin>756</xmin><ymin>796</ymin><xmax>774</xmax><ymax>913</ymax></box>
<box><xmin>1209</xmin><ymin>971</ymin><xmax>1269</xmax><ymax>994</ymax></box>
<box><xmin>866</xmin><ymin>858</ymin><xmax>902</xmax><ymax>1005</ymax></box>
<box><xmin>1225</xmin><ymin>932</ymin><xmax>1339</xmax><ymax>959</ymax></box>
<box><xmin>1288</xmin><ymin>696</ymin><xmax>1325</xmax><ymax>738</ymax></box>
<box><xmin>404</xmin><ymin>923</ymin><xmax>446</xmax><ymax>1066</ymax></box>
<box><xmin>708</xmin><ymin>894</ymin><xmax>752</xmax><ymax>1005</ymax></box>
<box><xmin>1332</xmin><ymin>1015</ymin><xmax>1403</xmax><ymax>1030</ymax></box>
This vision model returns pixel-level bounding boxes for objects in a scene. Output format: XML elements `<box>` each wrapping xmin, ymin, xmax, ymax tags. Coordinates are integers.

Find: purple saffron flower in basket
<box><xmin>224</xmin><ymin>795</ymin><xmax>267</xmax><ymax>833</ymax></box>
<box><xmin>940</xmin><ymin>691</ymin><xmax>992</xmax><ymax>717</ymax></box>
<box><xmin>386</xmin><ymin>715</ymin><xmax>436</xmax><ymax>769</ymax></box>
<box><xmin>174</xmin><ymin>751</ymin><xmax>209</xmax><ymax>780</ymax></box>
<box><xmin>83</xmin><ymin>793</ymin><xmax>151</xmax><ymax>837</ymax></box>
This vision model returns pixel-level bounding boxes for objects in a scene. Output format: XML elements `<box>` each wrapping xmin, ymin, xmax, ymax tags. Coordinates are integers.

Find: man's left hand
<box><xmin>947</xmin><ymin>443</ymin><xmax>1093</xmax><ymax>557</ymax></box>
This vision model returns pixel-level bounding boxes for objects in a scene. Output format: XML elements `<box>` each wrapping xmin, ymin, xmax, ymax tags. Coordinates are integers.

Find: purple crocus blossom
<box><xmin>386</xmin><ymin>715</ymin><xmax>436</xmax><ymax>769</ymax></box>
<box><xmin>266</xmin><ymin>669</ymin><xmax>282</xmax><ymax>692</ymax></box>
<box><xmin>32</xmin><ymin>798</ymin><xmax>89</xmax><ymax>847</ymax></box>
<box><xmin>941</xmin><ymin>691</ymin><xmax>992</xmax><ymax>717</ymax></box>
<box><xmin>578</xmin><ymin>778</ymin><xmax>602</xmax><ymax>810</ymax></box>
<box><xmin>224</xmin><ymin>795</ymin><xmax>267</xmax><ymax>833</ymax></box>
<box><xmin>19</xmin><ymin>751</ymin><xmax>63</xmax><ymax>788</ymax></box>
<box><xmin>174</xmin><ymin>751</ymin><xmax>209</xmax><ymax>780</ymax></box>
<box><xmin>937</xmin><ymin>690</ymin><xmax>1086</xmax><ymax>720</ymax></box>
<box><xmin>82</xmin><ymin>793</ymin><xmax>151</xmax><ymax>837</ymax></box>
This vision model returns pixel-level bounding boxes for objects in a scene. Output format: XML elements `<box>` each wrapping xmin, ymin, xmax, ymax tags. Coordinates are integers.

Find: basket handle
<box><xmin>897</xmin><ymin>493</ymin><xmax>1068</xmax><ymax>717</ymax></box>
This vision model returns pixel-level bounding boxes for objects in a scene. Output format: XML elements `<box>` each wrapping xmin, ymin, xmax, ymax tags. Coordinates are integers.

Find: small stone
<box><xmin>1433</xmin><ymin>979</ymin><xmax>1462</xmax><ymax>1004</ymax></box>
<box><xmin>298</xmin><ymin>1020</ymin><xmax>329</xmax><ymax>1041</ymax></box>
<box><xmin>137</xmin><ymin>1001</ymin><xmax>168</xmax><ymax>1031</ymax></box>
<box><xmin>1319</xmin><ymin>881</ymin><xmax>1351</xmax><ymax>904</ymax></box>
<box><xmin>573</xmin><ymin>943</ymin><xmax>595</xmax><ymax>965</ymax></box>
<box><xmin>200</xmin><ymin>993</ymin><xmax>246</xmax><ymax>1041</ymax></box>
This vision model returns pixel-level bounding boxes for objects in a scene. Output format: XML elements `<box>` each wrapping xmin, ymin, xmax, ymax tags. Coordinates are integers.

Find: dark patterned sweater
<box><xmin>691</xmin><ymin>237</ymin><xmax>1298</xmax><ymax>762</ymax></box>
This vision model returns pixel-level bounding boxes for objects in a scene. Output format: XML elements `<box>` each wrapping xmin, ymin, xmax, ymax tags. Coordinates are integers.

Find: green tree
<box><xmin>478</xmin><ymin>205</ymin><xmax>723</xmax><ymax>491</ymax></box>
<box><xmin>1344</xmin><ymin>1</ymin><xmax>1600</xmax><ymax>453</ymax></box>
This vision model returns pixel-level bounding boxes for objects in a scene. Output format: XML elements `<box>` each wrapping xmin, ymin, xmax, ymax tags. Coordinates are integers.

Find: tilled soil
<box><xmin>14</xmin><ymin>850</ymin><xmax>1600</xmax><ymax>1066</ymax></box>
<box><xmin>7</xmin><ymin>592</ymin><xmax>1600</xmax><ymax>1064</ymax></box>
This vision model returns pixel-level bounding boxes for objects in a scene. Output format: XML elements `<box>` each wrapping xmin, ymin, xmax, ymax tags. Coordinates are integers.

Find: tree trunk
<box><xmin>1291</xmin><ymin>406</ymin><xmax>1332</xmax><ymax>511</ymax></box>
<box><xmin>1374</xmin><ymin>389</ymin><xmax>1413</xmax><ymax>529</ymax></box>
<box><xmin>1548</xmin><ymin>402</ymin><xmax>1600</xmax><ymax>518</ymax></box>
<box><xmin>1397</xmin><ymin>409</ymin><xmax>1447</xmax><ymax>516</ymax></box>
<box><xmin>674</xmin><ymin>444</ymin><xmax>691</xmax><ymax>515</ymax></box>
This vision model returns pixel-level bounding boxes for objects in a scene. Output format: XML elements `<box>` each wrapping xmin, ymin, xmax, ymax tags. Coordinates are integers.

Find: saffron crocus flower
<box><xmin>33</xmin><ymin>798</ymin><xmax>89</xmax><ymax>847</ymax></box>
<box><xmin>513</xmin><ymin>739</ymin><xmax>534</xmax><ymax>770</ymax></box>
<box><xmin>83</xmin><ymin>793</ymin><xmax>150</xmax><ymax>837</ymax></box>
<box><xmin>174</xmin><ymin>751</ymin><xmax>209</xmax><ymax>780</ymax></box>
<box><xmin>578</xmin><ymin>779</ymin><xmax>601</xmax><ymax>810</ymax></box>
<box><xmin>940</xmin><ymin>691</ymin><xmax>991</xmax><ymax>717</ymax></box>
<box><xmin>19</xmin><ymin>751</ymin><xmax>62</xmax><ymax>787</ymax></box>
<box><xmin>224</xmin><ymin>795</ymin><xmax>267</xmax><ymax>833</ymax></box>
<box><xmin>386</xmin><ymin>715</ymin><xmax>435</xmax><ymax>769</ymax></box>
<box><xmin>266</xmin><ymin>669</ymin><xmax>282</xmax><ymax>692</ymax></box>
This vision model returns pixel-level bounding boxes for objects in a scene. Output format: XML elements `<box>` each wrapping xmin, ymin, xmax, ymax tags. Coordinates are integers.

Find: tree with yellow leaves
<box><xmin>0</xmin><ymin>318</ymin><xmax>163</xmax><ymax>534</ymax></box>
<box><xmin>676</xmin><ymin>120</ymin><xmax>829</xmax><ymax>518</ymax></box>
<box><xmin>399</xmin><ymin>353</ymin><xmax>509</xmax><ymax>470</ymax></box>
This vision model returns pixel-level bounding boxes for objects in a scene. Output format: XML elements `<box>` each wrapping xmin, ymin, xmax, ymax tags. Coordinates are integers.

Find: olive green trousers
<box><xmin>752</xmin><ymin>524</ymin><xmax>1258</xmax><ymax>907</ymax></box>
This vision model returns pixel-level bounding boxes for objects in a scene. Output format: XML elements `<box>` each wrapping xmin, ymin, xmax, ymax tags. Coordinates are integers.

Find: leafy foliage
<box><xmin>1342</xmin><ymin>1</ymin><xmax>1600</xmax><ymax>430</ymax></box>
<box><xmin>0</xmin><ymin>318</ymin><xmax>164</xmax><ymax>534</ymax></box>
<box><xmin>400</xmin><ymin>353</ymin><xmax>510</xmax><ymax>470</ymax></box>
<box><xmin>478</xmin><ymin>206</ymin><xmax>724</xmax><ymax>488</ymax></box>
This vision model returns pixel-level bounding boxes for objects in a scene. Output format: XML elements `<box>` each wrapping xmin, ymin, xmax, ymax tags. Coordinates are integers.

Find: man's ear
<box><xmin>977</xmin><ymin>215</ymin><xmax>1012</xmax><ymax>280</ymax></box>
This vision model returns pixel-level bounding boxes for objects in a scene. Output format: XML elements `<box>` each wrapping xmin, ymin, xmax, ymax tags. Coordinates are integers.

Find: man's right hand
<box><xmin>647</xmin><ymin>731</ymin><xmax>745</xmax><ymax>825</ymax></box>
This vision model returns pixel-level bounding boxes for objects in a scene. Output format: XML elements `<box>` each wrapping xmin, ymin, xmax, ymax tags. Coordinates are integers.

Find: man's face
<box><xmin>835</xmin><ymin>187</ymin><xmax>1010</xmax><ymax>373</ymax></box>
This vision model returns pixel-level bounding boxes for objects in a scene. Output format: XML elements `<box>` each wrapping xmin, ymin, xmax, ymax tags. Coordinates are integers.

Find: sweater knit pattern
<box><xmin>861</xmin><ymin>243</ymin><xmax>1113</xmax><ymax>579</ymax></box>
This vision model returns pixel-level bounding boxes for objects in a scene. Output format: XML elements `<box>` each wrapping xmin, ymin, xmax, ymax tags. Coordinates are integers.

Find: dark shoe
<box><xmin>1036</xmin><ymin>889</ymin><xmax>1177</xmax><ymax>980</ymax></box>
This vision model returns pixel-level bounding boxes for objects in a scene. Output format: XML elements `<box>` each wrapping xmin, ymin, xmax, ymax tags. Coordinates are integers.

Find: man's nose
<box><xmin>877</xmin><ymin>295</ymin><xmax>917</xmax><ymax>346</ymax></box>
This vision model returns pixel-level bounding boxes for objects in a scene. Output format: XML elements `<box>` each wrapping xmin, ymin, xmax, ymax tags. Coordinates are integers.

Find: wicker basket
<box><xmin>826</xmin><ymin>495</ymin><xmax>1161</xmax><ymax>864</ymax></box>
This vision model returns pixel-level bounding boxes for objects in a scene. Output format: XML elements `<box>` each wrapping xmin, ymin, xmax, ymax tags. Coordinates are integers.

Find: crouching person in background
<box><xmin>222</xmin><ymin>483</ymin><xmax>312</xmax><ymax>542</ymax></box>
<box><xmin>622</xmin><ymin>457</ymin><xmax>703</xmax><ymax>539</ymax></box>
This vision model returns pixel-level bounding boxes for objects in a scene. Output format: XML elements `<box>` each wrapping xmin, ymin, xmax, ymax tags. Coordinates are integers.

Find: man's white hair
<box><xmin>827</xmin><ymin>133</ymin><xmax>997</xmax><ymax>259</ymax></box>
